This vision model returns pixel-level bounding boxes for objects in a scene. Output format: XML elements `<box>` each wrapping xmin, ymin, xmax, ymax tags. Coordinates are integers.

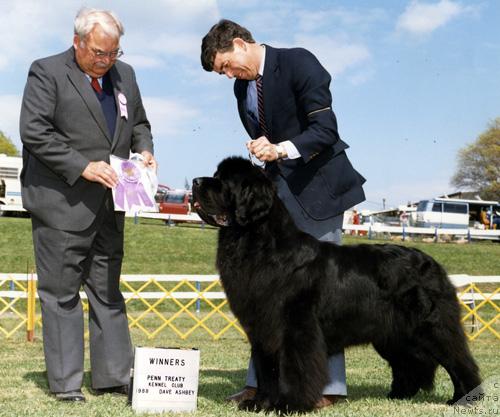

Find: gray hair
<box><xmin>74</xmin><ymin>7</ymin><xmax>124</xmax><ymax>40</ymax></box>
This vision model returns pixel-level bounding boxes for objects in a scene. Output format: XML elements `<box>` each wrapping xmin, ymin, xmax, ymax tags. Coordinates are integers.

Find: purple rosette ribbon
<box><xmin>115</xmin><ymin>160</ymin><xmax>155</xmax><ymax>210</ymax></box>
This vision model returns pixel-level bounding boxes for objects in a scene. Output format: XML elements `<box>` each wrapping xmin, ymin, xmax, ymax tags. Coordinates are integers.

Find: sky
<box><xmin>0</xmin><ymin>0</ymin><xmax>499</xmax><ymax>211</ymax></box>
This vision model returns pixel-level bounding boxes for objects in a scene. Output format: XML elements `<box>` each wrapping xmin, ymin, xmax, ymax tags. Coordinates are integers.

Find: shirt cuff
<box><xmin>280</xmin><ymin>140</ymin><xmax>301</xmax><ymax>160</ymax></box>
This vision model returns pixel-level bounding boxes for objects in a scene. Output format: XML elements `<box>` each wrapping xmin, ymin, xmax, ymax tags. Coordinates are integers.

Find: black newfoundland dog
<box><xmin>192</xmin><ymin>156</ymin><xmax>480</xmax><ymax>413</ymax></box>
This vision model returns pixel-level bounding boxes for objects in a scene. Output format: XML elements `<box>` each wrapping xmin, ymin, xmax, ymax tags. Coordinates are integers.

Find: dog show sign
<box><xmin>131</xmin><ymin>347</ymin><xmax>200</xmax><ymax>413</ymax></box>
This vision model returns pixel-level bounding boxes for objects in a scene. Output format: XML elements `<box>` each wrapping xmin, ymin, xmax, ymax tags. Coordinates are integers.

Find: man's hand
<box><xmin>246</xmin><ymin>137</ymin><xmax>280</xmax><ymax>162</ymax></box>
<box><xmin>141</xmin><ymin>151</ymin><xmax>158</xmax><ymax>172</ymax></box>
<box><xmin>81</xmin><ymin>161</ymin><xmax>118</xmax><ymax>188</ymax></box>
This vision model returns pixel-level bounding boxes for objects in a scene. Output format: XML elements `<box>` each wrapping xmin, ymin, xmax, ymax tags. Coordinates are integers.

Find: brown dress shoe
<box><xmin>314</xmin><ymin>394</ymin><xmax>346</xmax><ymax>409</ymax></box>
<box><xmin>225</xmin><ymin>386</ymin><xmax>257</xmax><ymax>403</ymax></box>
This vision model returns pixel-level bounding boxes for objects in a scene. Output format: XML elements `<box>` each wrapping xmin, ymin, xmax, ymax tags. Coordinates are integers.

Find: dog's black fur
<box><xmin>192</xmin><ymin>156</ymin><xmax>481</xmax><ymax>413</ymax></box>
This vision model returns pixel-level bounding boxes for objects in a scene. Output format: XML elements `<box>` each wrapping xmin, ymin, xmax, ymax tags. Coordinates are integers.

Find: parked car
<box><xmin>159</xmin><ymin>190</ymin><xmax>192</xmax><ymax>215</ymax></box>
<box><xmin>154</xmin><ymin>184</ymin><xmax>171</xmax><ymax>204</ymax></box>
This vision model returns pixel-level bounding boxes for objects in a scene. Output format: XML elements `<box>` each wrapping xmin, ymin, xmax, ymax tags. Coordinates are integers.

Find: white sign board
<box><xmin>131</xmin><ymin>347</ymin><xmax>200</xmax><ymax>413</ymax></box>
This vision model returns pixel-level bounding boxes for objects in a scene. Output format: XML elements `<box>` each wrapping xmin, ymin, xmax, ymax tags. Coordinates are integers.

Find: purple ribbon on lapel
<box><xmin>115</xmin><ymin>160</ymin><xmax>155</xmax><ymax>210</ymax></box>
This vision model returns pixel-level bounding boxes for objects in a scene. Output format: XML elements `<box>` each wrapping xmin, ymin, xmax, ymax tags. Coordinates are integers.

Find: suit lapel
<box><xmin>65</xmin><ymin>48</ymin><xmax>112</xmax><ymax>144</ymax></box>
<box><xmin>108</xmin><ymin>66</ymin><xmax>124</xmax><ymax>150</ymax></box>
<box><xmin>262</xmin><ymin>45</ymin><xmax>278</xmax><ymax>141</ymax></box>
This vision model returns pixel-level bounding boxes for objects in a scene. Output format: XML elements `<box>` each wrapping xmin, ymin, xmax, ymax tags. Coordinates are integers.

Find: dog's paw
<box><xmin>238</xmin><ymin>398</ymin><xmax>262</xmax><ymax>413</ymax></box>
<box><xmin>387</xmin><ymin>389</ymin><xmax>415</xmax><ymax>400</ymax></box>
<box><xmin>269</xmin><ymin>399</ymin><xmax>312</xmax><ymax>415</ymax></box>
<box><xmin>447</xmin><ymin>393</ymin><xmax>478</xmax><ymax>406</ymax></box>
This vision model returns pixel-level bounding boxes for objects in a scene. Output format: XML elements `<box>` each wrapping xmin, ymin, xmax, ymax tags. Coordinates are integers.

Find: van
<box><xmin>415</xmin><ymin>199</ymin><xmax>469</xmax><ymax>229</ymax></box>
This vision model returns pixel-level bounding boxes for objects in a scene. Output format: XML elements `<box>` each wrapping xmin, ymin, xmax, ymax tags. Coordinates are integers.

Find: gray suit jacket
<box><xmin>20</xmin><ymin>48</ymin><xmax>153</xmax><ymax>231</ymax></box>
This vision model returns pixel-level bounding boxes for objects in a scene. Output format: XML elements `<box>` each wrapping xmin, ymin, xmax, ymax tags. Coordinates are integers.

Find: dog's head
<box><xmin>192</xmin><ymin>157</ymin><xmax>276</xmax><ymax>227</ymax></box>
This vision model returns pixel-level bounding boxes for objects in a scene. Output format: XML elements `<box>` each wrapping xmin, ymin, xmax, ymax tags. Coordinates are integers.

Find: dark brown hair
<box><xmin>200</xmin><ymin>19</ymin><xmax>255</xmax><ymax>71</ymax></box>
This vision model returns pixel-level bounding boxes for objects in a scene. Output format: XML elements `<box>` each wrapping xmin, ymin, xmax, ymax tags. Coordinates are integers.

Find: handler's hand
<box><xmin>141</xmin><ymin>151</ymin><xmax>158</xmax><ymax>172</ymax></box>
<box><xmin>81</xmin><ymin>161</ymin><xmax>118</xmax><ymax>188</ymax></box>
<box><xmin>246</xmin><ymin>136</ymin><xmax>279</xmax><ymax>162</ymax></box>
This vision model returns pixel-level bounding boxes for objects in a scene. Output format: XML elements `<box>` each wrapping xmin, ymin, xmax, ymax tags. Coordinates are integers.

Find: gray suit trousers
<box><xmin>32</xmin><ymin>192</ymin><xmax>132</xmax><ymax>393</ymax></box>
<box><xmin>245</xmin><ymin>173</ymin><xmax>347</xmax><ymax>396</ymax></box>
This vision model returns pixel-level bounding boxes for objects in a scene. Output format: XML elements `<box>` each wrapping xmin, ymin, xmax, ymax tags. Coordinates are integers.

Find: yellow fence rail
<box><xmin>450</xmin><ymin>275</ymin><xmax>500</xmax><ymax>341</ymax></box>
<box><xmin>0</xmin><ymin>273</ymin><xmax>498</xmax><ymax>342</ymax></box>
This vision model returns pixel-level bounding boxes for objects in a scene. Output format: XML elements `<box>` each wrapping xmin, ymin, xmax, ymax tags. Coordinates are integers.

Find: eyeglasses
<box><xmin>90</xmin><ymin>47</ymin><xmax>123</xmax><ymax>59</ymax></box>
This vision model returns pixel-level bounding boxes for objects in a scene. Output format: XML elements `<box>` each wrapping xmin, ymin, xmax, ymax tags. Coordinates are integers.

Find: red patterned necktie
<box><xmin>255</xmin><ymin>75</ymin><xmax>269</xmax><ymax>138</ymax></box>
<box><xmin>90</xmin><ymin>77</ymin><xmax>103</xmax><ymax>94</ymax></box>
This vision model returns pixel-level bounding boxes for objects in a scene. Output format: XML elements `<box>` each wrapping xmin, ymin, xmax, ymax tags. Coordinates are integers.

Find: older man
<box><xmin>20</xmin><ymin>8</ymin><xmax>155</xmax><ymax>401</ymax></box>
<box><xmin>201</xmin><ymin>19</ymin><xmax>366</xmax><ymax>409</ymax></box>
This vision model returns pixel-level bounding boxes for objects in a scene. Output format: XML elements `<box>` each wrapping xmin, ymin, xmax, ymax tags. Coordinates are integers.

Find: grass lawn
<box><xmin>0</xmin><ymin>330</ymin><xmax>498</xmax><ymax>417</ymax></box>
<box><xmin>0</xmin><ymin>216</ymin><xmax>499</xmax><ymax>416</ymax></box>
<box><xmin>0</xmin><ymin>216</ymin><xmax>499</xmax><ymax>275</ymax></box>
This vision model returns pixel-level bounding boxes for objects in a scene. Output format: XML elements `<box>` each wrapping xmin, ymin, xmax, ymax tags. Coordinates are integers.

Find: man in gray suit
<box><xmin>19</xmin><ymin>8</ymin><xmax>155</xmax><ymax>402</ymax></box>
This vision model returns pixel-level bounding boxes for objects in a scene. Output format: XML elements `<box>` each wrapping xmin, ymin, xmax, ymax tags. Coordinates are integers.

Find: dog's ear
<box><xmin>234</xmin><ymin>177</ymin><xmax>275</xmax><ymax>226</ymax></box>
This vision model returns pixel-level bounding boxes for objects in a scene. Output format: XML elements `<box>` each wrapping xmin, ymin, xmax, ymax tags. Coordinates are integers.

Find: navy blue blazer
<box><xmin>234</xmin><ymin>45</ymin><xmax>366</xmax><ymax>220</ymax></box>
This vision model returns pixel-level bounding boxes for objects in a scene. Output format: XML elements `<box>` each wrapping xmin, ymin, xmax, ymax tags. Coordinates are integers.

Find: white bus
<box><xmin>416</xmin><ymin>197</ymin><xmax>499</xmax><ymax>229</ymax></box>
<box><xmin>0</xmin><ymin>154</ymin><xmax>24</xmax><ymax>214</ymax></box>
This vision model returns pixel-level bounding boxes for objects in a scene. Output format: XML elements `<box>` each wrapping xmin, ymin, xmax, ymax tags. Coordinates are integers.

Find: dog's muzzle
<box><xmin>192</xmin><ymin>201</ymin><xmax>229</xmax><ymax>227</ymax></box>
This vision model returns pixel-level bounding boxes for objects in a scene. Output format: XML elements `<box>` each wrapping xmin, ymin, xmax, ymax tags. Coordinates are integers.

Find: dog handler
<box><xmin>201</xmin><ymin>19</ymin><xmax>366</xmax><ymax>409</ymax></box>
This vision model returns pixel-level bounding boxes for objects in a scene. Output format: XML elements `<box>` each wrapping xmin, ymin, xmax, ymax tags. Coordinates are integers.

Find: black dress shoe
<box><xmin>55</xmin><ymin>390</ymin><xmax>86</xmax><ymax>402</ymax></box>
<box><xmin>93</xmin><ymin>385</ymin><xmax>129</xmax><ymax>396</ymax></box>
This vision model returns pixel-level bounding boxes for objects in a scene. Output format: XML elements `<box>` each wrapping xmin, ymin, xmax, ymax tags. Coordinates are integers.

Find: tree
<box><xmin>451</xmin><ymin>118</ymin><xmax>500</xmax><ymax>201</ymax></box>
<box><xmin>0</xmin><ymin>131</ymin><xmax>20</xmax><ymax>156</ymax></box>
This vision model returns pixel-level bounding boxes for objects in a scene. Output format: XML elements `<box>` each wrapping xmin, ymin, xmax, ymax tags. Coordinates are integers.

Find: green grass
<box><xmin>0</xmin><ymin>217</ymin><xmax>219</xmax><ymax>274</ymax></box>
<box><xmin>1</xmin><ymin>216</ymin><xmax>499</xmax><ymax>275</ymax></box>
<box><xmin>0</xmin><ymin>216</ymin><xmax>499</xmax><ymax>416</ymax></box>
<box><xmin>0</xmin><ymin>330</ymin><xmax>498</xmax><ymax>417</ymax></box>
